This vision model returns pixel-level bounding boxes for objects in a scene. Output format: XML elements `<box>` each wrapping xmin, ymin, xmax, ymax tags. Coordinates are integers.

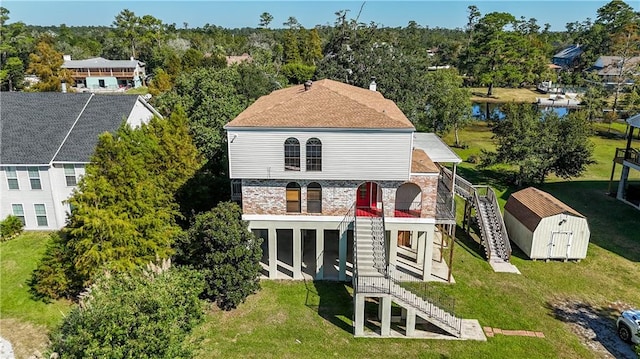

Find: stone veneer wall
<box><xmin>242</xmin><ymin>177</ymin><xmax>439</xmax><ymax>218</ymax></box>
<box><xmin>409</xmin><ymin>174</ymin><xmax>438</xmax><ymax>218</ymax></box>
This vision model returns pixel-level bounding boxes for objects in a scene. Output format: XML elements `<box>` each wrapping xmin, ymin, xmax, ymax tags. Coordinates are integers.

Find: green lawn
<box><xmin>2</xmin><ymin>121</ymin><xmax>638</xmax><ymax>358</ymax></box>
<box><xmin>191</xmin><ymin>121</ymin><xmax>639</xmax><ymax>358</ymax></box>
<box><xmin>0</xmin><ymin>232</ymin><xmax>71</xmax><ymax>357</ymax></box>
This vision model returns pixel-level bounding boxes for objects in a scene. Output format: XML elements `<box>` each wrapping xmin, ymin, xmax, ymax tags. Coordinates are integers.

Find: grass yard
<box><xmin>470</xmin><ymin>87</ymin><xmax>541</xmax><ymax>103</ymax></box>
<box><xmin>192</xmin><ymin>121</ymin><xmax>639</xmax><ymax>358</ymax></box>
<box><xmin>1</xmin><ymin>121</ymin><xmax>638</xmax><ymax>358</ymax></box>
<box><xmin>0</xmin><ymin>232</ymin><xmax>71</xmax><ymax>358</ymax></box>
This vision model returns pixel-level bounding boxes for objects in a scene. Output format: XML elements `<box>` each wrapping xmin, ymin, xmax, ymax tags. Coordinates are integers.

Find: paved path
<box><xmin>0</xmin><ymin>337</ymin><xmax>15</xmax><ymax>359</ymax></box>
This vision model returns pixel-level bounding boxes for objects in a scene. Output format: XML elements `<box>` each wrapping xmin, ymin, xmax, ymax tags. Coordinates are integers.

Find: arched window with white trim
<box><xmin>307</xmin><ymin>182</ymin><xmax>322</xmax><ymax>213</ymax></box>
<box><xmin>306</xmin><ymin>138</ymin><xmax>322</xmax><ymax>171</ymax></box>
<box><xmin>284</xmin><ymin>138</ymin><xmax>300</xmax><ymax>171</ymax></box>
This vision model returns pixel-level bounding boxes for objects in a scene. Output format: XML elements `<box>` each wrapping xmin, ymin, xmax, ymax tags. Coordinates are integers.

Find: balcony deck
<box><xmin>614</xmin><ymin>148</ymin><xmax>640</xmax><ymax>167</ymax></box>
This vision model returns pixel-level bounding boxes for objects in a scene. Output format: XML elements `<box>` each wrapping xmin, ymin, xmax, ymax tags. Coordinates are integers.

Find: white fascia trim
<box><xmin>1</xmin><ymin>163</ymin><xmax>50</xmax><ymax>167</ymax></box>
<box><xmin>385</xmin><ymin>217</ymin><xmax>436</xmax><ymax>225</ymax></box>
<box><xmin>224</xmin><ymin>126</ymin><xmax>414</xmax><ymax>133</ymax></box>
<box><xmin>242</xmin><ymin>214</ymin><xmax>436</xmax><ymax>225</ymax></box>
<box><xmin>242</xmin><ymin>214</ymin><xmax>344</xmax><ymax>222</ymax></box>
<box><xmin>410</xmin><ymin>172</ymin><xmax>440</xmax><ymax>177</ymax></box>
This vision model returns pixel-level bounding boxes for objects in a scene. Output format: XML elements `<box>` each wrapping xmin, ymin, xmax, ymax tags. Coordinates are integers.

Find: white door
<box><xmin>548</xmin><ymin>231</ymin><xmax>572</xmax><ymax>259</ymax></box>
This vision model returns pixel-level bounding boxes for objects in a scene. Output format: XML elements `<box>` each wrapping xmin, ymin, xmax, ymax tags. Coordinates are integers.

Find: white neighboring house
<box><xmin>0</xmin><ymin>92</ymin><xmax>160</xmax><ymax>230</ymax></box>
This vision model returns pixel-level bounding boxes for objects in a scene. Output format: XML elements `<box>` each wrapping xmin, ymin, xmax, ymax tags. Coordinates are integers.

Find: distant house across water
<box><xmin>552</xmin><ymin>45</ymin><xmax>583</xmax><ymax>69</ymax></box>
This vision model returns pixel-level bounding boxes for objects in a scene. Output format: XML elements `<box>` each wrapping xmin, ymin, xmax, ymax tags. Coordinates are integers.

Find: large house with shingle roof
<box><xmin>0</xmin><ymin>93</ymin><xmax>159</xmax><ymax>230</ymax></box>
<box><xmin>225</xmin><ymin>79</ymin><xmax>476</xmax><ymax>338</ymax></box>
<box><xmin>225</xmin><ymin>78</ymin><xmax>462</xmax><ymax>281</ymax></box>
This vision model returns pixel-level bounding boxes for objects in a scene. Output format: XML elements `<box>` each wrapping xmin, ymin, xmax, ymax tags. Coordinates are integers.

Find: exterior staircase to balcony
<box><xmin>441</xmin><ymin>168</ymin><xmax>518</xmax><ymax>273</ymax></box>
<box><xmin>474</xmin><ymin>187</ymin><xmax>511</xmax><ymax>264</ymax></box>
<box><xmin>353</xmin><ymin>214</ymin><xmax>464</xmax><ymax>338</ymax></box>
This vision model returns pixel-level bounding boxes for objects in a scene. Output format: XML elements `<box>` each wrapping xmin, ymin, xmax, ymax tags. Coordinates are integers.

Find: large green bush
<box><xmin>0</xmin><ymin>215</ymin><xmax>24</xmax><ymax>241</ymax></box>
<box><xmin>49</xmin><ymin>263</ymin><xmax>204</xmax><ymax>359</ymax></box>
<box><xmin>175</xmin><ymin>202</ymin><xmax>262</xmax><ymax>310</ymax></box>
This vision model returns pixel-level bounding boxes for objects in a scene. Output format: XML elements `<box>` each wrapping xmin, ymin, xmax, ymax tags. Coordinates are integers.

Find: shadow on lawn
<box><xmin>455</xmin><ymin>164</ymin><xmax>639</xmax><ymax>262</ymax></box>
<box><xmin>546</xmin><ymin>300</ymin><xmax>637</xmax><ymax>359</ymax></box>
<box><xmin>304</xmin><ymin>279</ymin><xmax>353</xmax><ymax>334</ymax></box>
<box><xmin>539</xmin><ymin>181</ymin><xmax>640</xmax><ymax>263</ymax></box>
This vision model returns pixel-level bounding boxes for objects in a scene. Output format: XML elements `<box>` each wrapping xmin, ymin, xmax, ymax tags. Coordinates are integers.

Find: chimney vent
<box><xmin>304</xmin><ymin>80</ymin><xmax>313</xmax><ymax>91</ymax></box>
<box><xmin>61</xmin><ymin>80</ymin><xmax>67</xmax><ymax>93</ymax></box>
<box><xmin>369</xmin><ymin>76</ymin><xmax>377</xmax><ymax>92</ymax></box>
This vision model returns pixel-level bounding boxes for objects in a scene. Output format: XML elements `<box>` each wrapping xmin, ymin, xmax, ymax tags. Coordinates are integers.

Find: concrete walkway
<box><xmin>0</xmin><ymin>337</ymin><xmax>15</xmax><ymax>359</ymax></box>
<box><xmin>489</xmin><ymin>259</ymin><xmax>521</xmax><ymax>274</ymax></box>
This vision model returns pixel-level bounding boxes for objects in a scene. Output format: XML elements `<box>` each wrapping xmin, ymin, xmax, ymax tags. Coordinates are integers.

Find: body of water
<box><xmin>472</xmin><ymin>103</ymin><xmax>571</xmax><ymax>120</ymax></box>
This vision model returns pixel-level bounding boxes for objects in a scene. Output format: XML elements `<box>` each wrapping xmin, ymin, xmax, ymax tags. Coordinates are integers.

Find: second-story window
<box><xmin>28</xmin><ymin>167</ymin><xmax>41</xmax><ymax>190</ymax></box>
<box><xmin>284</xmin><ymin>138</ymin><xmax>300</xmax><ymax>171</ymax></box>
<box><xmin>6</xmin><ymin>167</ymin><xmax>19</xmax><ymax>190</ymax></box>
<box><xmin>64</xmin><ymin>164</ymin><xmax>77</xmax><ymax>186</ymax></box>
<box><xmin>286</xmin><ymin>182</ymin><xmax>301</xmax><ymax>213</ymax></box>
<box><xmin>306</xmin><ymin>138</ymin><xmax>322</xmax><ymax>171</ymax></box>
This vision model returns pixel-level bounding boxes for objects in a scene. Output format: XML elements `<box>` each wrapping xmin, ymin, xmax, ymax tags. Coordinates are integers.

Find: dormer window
<box><xmin>306</xmin><ymin>138</ymin><xmax>322</xmax><ymax>171</ymax></box>
<box><xmin>284</xmin><ymin>138</ymin><xmax>300</xmax><ymax>171</ymax></box>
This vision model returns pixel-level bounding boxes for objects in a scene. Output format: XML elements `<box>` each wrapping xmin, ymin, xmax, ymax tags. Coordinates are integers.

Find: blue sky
<box><xmin>3</xmin><ymin>1</ymin><xmax>638</xmax><ymax>31</ymax></box>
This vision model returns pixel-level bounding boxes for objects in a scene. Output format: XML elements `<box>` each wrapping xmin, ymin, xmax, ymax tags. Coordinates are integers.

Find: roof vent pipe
<box><xmin>304</xmin><ymin>80</ymin><xmax>313</xmax><ymax>91</ymax></box>
<box><xmin>369</xmin><ymin>76</ymin><xmax>377</xmax><ymax>92</ymax></box>
<box><xmin>61</xmin><ymin>80</ymin><xmax>67</xmax><ymax>93</ymax></box>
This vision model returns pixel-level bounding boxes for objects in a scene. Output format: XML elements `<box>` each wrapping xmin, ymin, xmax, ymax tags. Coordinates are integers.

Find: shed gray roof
<box><xmin>62</xmin><ymin>57</ymin><xmax>143</xmax><ymax>69</ymax></box>
<box><xmin>1</xmin><ymin>93</ymin><xmax>143</xmax><ymax>165</ymax></box>
<box><xmin>412</xmin><ymin>133</ymin><xmax>462</xmax><ymax>163</ymax></box>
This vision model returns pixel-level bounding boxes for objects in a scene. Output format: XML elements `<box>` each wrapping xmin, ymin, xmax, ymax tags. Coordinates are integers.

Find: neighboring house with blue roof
<box><xmin>552</xmin><ymin>45</ymin><xmax>583</xmax><ymax>69</ymax></box>
<box><xmin>62</xmin><ymin>55</ymin><xmax>146</xmax><ymax>91</ymax></box>
<box><xmin>0</xmin><ymin>93</ymin><xmax>159</xmax><ymax>230</ymax></box>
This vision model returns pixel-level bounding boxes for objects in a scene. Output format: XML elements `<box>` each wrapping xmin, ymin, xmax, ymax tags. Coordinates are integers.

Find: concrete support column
<box><xmin>354</xmin><ymin>294</ymin><xmax>365</xmax><ymax>336</ymax></box>
<box><xmin>406</xmin><ymin>307</ymin><xmax>417</xmax><ymax>337</ymax></box>
<box><xmin>422</xmin><ymin>229</ymin><xmax>435</xmax><ymax>281</ymax></box>
<box><xmin>617</xmin><ymin>165</ymin><xmax>630</xmax><ymax>200</ymax></box>
<box><xmin>268</xmin><ymin>227</ymin><xmax>278</xmax><ymax>278</ymax></box>
<box><xmin>316</xmin><ymin>229</ymin><xmax>324</xmax><ymax>280</ymax></box>
<box><xmin>389</xmin><ymin>230</ymin><xmax>398</xmax><ymax>268</ymax></box>
<box><xmin>416</xmin><ymin>230</ymin><xmax>425</xmax><ymax>265</ymax></box>
<box><xmin>381</xmin><ymin>296</ymin><xmax>392</xmax><ymax>336</ymax></box>
<box><xmin>339</xmin><ymin>229</ymin><xmax>347</xmax><ymax>281</ymax></box>
<box><xmin>293</xmin><ymin>228</ymin><xmax>302</xmax><ymax>279</ymax></box>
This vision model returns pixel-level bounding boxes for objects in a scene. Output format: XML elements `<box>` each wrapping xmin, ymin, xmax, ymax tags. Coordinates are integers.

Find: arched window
<box><xmin>284</xmin><ymin>138</ymin><xmax>300</xmax><ymax>171</ymax></box>
<box><xmin>286</xmin><ymin>182</ymin><xmax>301</xmax><ymax>213</ymax></box>
<box><xmin>306</xmin><ymin>138</ymin><xmax>322</xmax><ymax>171</ymax></box>
<box><xmin>307</xmin><ymin>182</ymin><xmax>322</xmax><ymax>213</ymax></box>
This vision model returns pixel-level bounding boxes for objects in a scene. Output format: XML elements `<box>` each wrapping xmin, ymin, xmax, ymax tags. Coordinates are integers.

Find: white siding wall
<box><xmin>0</xmin><ymin>164</ymin><xmax>85</xmax><ymax>230</ymax></box>
<box><xmin>504</xmin><ymin>210</ymin><xmax>591</xmax><ymax>260</ymax></box>
<box><xmin>227</xmin><ymin>129</ymin><xmax>413</xmax><ymax>181</ymax></box>
<box><xmin>532</xmin><ymin>215</ymin><xmax>590</xmax><ymax>259</ymax></box>
<box><xmin>126</xmin><ymin>99</ymin><xmax>155</xmax><ymax>128</ymax></box>
<box><xmin>503</xmin><ymin>211</ymin><xmax>534</xmax><ymax>257</ymax></box>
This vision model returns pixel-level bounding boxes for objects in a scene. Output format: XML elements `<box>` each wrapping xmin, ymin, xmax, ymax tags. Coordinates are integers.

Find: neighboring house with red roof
<box><xmin>225</xmin><ymin>79</ymin><xmax>472</xmax><ymax>338</ymax></box>
<box><xmin>504</xmin><ymin>187</ymin><xmax>590</xmax><ymax>260</ymax></box>
<box><xmin>0</xmin><ymin>93</ymin><xmax>159</xmax><ymax>230</ymax></box>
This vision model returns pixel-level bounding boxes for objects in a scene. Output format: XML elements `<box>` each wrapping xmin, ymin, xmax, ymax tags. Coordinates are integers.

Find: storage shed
<box><xmin>503</xmin><ymin>187</ymin><xmax>590</xmax><ymax>260</ymax></box>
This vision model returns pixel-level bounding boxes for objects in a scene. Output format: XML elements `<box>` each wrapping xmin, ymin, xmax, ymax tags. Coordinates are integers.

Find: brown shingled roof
<box><xmin>504</xmin><ymin>187</ymin><xmax>584</xmax><ymax>232</ymax></box>
<box><xmin>411</xmin><ymin>149</ymin><xmax>439</xmax><ymax>173</ymax></box>
<box><xmin>225</xmin><ymin>79</ymin><xmax>415</xmax><ymax>129</ymax></box>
